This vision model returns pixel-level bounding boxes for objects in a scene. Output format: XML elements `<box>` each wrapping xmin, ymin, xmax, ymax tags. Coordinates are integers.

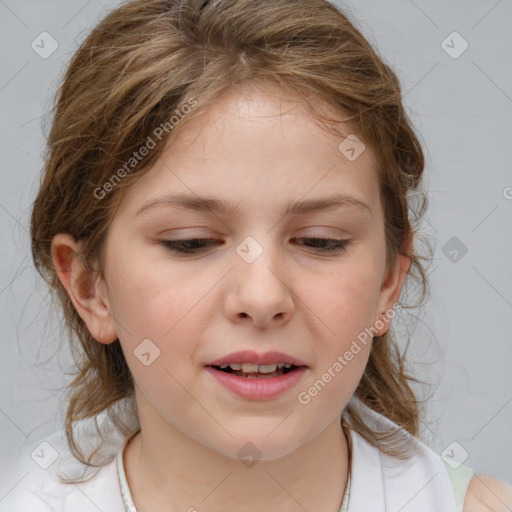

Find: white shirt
<box><xmin>0</xmin><ymin>397</ymin><xmax>472</xmax><ymax>511</ymax></box>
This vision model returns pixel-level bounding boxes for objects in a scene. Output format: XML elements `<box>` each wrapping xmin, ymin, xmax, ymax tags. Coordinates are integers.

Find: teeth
<box><xmin>217</xmin><ymin>362</ymin><xmax>294</xmax><ymax>373</ymax></box>
<box><xmin>256</xmin><ymin>364</ymin><xmax>278</xmax><ymax>374</ymax></box>
<box><xmin>242</xmin><ymin>363</ymin><xmax>259</xmax><ymax>373</ymax></box>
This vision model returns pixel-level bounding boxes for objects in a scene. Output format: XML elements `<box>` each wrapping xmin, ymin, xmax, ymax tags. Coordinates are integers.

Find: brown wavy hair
<box><xmin>30</xmin><ymin>0</ymin><xmax>433</xmax><ymax>483</ymax></box>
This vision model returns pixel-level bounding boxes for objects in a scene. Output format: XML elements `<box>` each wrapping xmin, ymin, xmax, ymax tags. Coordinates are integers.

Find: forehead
<box><xmin>174</xmin><ymin>83</ymin><xmax>369</xmax><ymax>159</ymax></box>
<box><xmin>118</xmin><ymin>84</ymin><xmax>382</xmax><ymax>219</ymax></box>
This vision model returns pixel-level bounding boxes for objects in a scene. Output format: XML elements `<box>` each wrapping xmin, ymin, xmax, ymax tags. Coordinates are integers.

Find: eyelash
<box><xmin>159</xmin><ymin>237</ymin><xmax>350</xmax><ymax>255</ymax></box>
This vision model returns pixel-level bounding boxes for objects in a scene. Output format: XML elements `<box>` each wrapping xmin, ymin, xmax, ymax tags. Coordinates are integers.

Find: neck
<box><xmin>124</xmin><ymin>414</ymin><xmax>350</xmax><ymax>512</ymax></box>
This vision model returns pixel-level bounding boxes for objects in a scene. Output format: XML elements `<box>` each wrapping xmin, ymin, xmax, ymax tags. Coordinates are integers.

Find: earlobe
<box><xmin>51</xmin><ymin>233</ymin><xmax>118</xmax><ymax>345</ymax></box>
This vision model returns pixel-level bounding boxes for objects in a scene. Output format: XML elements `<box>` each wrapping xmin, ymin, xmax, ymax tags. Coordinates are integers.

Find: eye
<box><xmin>293</xmin><ymin>238</ymin><xmax>350</xmax><ymax>253</ymax></box>
<box><xmin>159</xmin><ymin>237</ymin><xmax>350</xmax><ymax>255</ymax></box>
<box><xmin>159</xmin><ymin>238</ymin><xmax>220</xmax><ymax>254</ymax></box>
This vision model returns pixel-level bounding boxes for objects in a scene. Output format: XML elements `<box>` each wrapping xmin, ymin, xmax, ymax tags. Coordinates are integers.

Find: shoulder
<box><xmin>0</xmin><ymin>427</ymin><xmax>126</xmax><ymax>512</ymax></box>
<box><xmin>463</xmin><ymin>474</ymin><xmax>512</xmax><ymax>512</ymax></box>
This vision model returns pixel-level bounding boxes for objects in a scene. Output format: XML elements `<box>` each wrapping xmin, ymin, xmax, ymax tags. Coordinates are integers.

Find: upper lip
<box><xmin>206</xmin><ymin>350</ymin><xmax>308</xmax><ymax>367</ymax></box>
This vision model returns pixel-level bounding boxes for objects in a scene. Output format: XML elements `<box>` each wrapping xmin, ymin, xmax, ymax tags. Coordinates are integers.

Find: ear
<box><xmin>373</xmin><ymin>233</ymin><xmax>413</xmax><ymax>336</ymax></box>
<box><xmin>51</xmin><ymin>233</ymin><xmax>118</xmax><ymax>345</ymax></box>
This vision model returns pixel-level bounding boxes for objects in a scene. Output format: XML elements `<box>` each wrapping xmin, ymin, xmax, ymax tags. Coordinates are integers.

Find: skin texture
<box><xmin>464</xmin><ymin>475</ymin><xmax>512</xmax><ymax>511</ymax></box>
<box><xmin>52</xmin><ymin>83</ymin><xmax>434</xmax><ymax>511</ymax></box>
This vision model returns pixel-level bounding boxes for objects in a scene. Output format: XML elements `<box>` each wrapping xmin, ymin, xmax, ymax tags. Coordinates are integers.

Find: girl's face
<box><xmin>80</xmin><ymin>85</ymin><xmax>408</xmax><ymax>460</ymax></box>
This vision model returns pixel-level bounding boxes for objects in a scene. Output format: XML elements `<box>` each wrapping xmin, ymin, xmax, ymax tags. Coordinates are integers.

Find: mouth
<box><xmin>207</xmin><ymin>362</ymin><xmax>303</xmax><ymax>379</ymax></box>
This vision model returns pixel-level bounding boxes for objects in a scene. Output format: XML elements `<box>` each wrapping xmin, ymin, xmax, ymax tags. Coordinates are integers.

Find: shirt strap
<box><xmin>441</xmin><ymin>457</ymin><xmax>474</xmax><ymax>512</ymax></box>
<box><xmin>116</xmin><ymin>431</ymin><xmax>140</xmax><ymax>512</ymax></box>
<box><xmin>339</xmin><ymin>471</ymin><xmax>351</xmax><ymax>511</ymax></box>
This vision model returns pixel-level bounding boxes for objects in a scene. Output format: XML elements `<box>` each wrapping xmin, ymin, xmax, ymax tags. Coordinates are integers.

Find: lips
<box><xmin>205</xmin><ymin>350</ymin><xmax>308</xmax><ymax>367</ymax></box>
<box><xmin>205</xmin><ymin>364</ymin><xmax>307</xmax><ymax>399</ymax></box>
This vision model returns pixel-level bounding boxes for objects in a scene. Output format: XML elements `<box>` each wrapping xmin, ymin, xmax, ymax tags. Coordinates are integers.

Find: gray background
<box><xmin>0</xmin><ymin>0</ymin><xmax>511</xmax><ymax>499</ymax></box>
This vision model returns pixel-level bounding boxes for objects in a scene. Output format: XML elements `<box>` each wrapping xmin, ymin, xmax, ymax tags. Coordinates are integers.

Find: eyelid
<box><xmin>158</xmin><ymin>236</ymin><xmax>351</xmax><ymax>256</ymax></box>
<box><xmin>295</xmin><ymin>226</ymin><xmax>351</xmax><ymax>237</ymax></box>
<box><xmin>158</xmin><ymin>227</ymin><xmax>218</xmax><ymax>238</ymax></box>
<box><xmin>159</xmin><ymin>225</ymin><xmax>351</xmax><ymax>236</ymax></box>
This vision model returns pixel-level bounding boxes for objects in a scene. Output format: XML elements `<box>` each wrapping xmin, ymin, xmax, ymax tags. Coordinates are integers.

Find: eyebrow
<box><xmin>135</xmin><ymin>193</ymin><xmax>373</xmax><ymax>218</ymax></box>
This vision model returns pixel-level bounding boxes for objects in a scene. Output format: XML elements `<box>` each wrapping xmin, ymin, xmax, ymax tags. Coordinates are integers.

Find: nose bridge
<box><xmin>227</xmin><ymin>232</ymin><xmax>294</xmax><ymax>325</ymax></box>
<box><xmin>235</xmin><ymin>233</ymin><xmax>284</xmax><ymax>287</ymax></box>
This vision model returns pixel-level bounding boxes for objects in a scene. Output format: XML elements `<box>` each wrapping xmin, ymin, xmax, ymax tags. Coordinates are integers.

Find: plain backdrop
<box><xmin>0</xmin><ymin>0</ymin><xmax>511</xmax><ymax>498</ymax></box>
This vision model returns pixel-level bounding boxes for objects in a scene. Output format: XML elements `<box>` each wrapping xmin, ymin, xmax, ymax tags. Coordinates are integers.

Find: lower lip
<box><xmin>204</xmin><ymin>366</ymin><xmax>307</xmax><ymax>400</ymax></box>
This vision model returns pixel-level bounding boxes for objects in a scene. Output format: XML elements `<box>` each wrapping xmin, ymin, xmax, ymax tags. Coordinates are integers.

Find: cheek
<box><xmin>107</xmin><ymin>260</ymin><xmax>208</xmax><ymax>405</ymax></box>
<box><xmin>294</xmin><ymin>267</ymin><xmax>377</xmax><ymax>415</ymax></box>
<box><xmin>107</xmin><ymin>244</ymin><xmax>199</xmax><ymax>335</ymax></box>
<box><xmin>106</xmin><ymin>250</ymin><xmax>216</xmax><ymax>382</ymax></box>
<box><xmin>304</xmin><ymin>256</ymin><xmax>382</xmax><ymax>335</ymax></box>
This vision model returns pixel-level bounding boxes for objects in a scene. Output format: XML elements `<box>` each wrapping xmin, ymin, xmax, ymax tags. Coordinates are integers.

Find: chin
<box><xmin>220</xmin><ymin>436</ymin><xmax>303</xmax><ymax>463</ymax></box>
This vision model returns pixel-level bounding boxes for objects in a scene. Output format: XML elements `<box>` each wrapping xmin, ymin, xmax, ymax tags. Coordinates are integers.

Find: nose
<box><xmin>224</xmin><ymin>242</ymin><xmax>295</xmax><ymax>328</ymax></box>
